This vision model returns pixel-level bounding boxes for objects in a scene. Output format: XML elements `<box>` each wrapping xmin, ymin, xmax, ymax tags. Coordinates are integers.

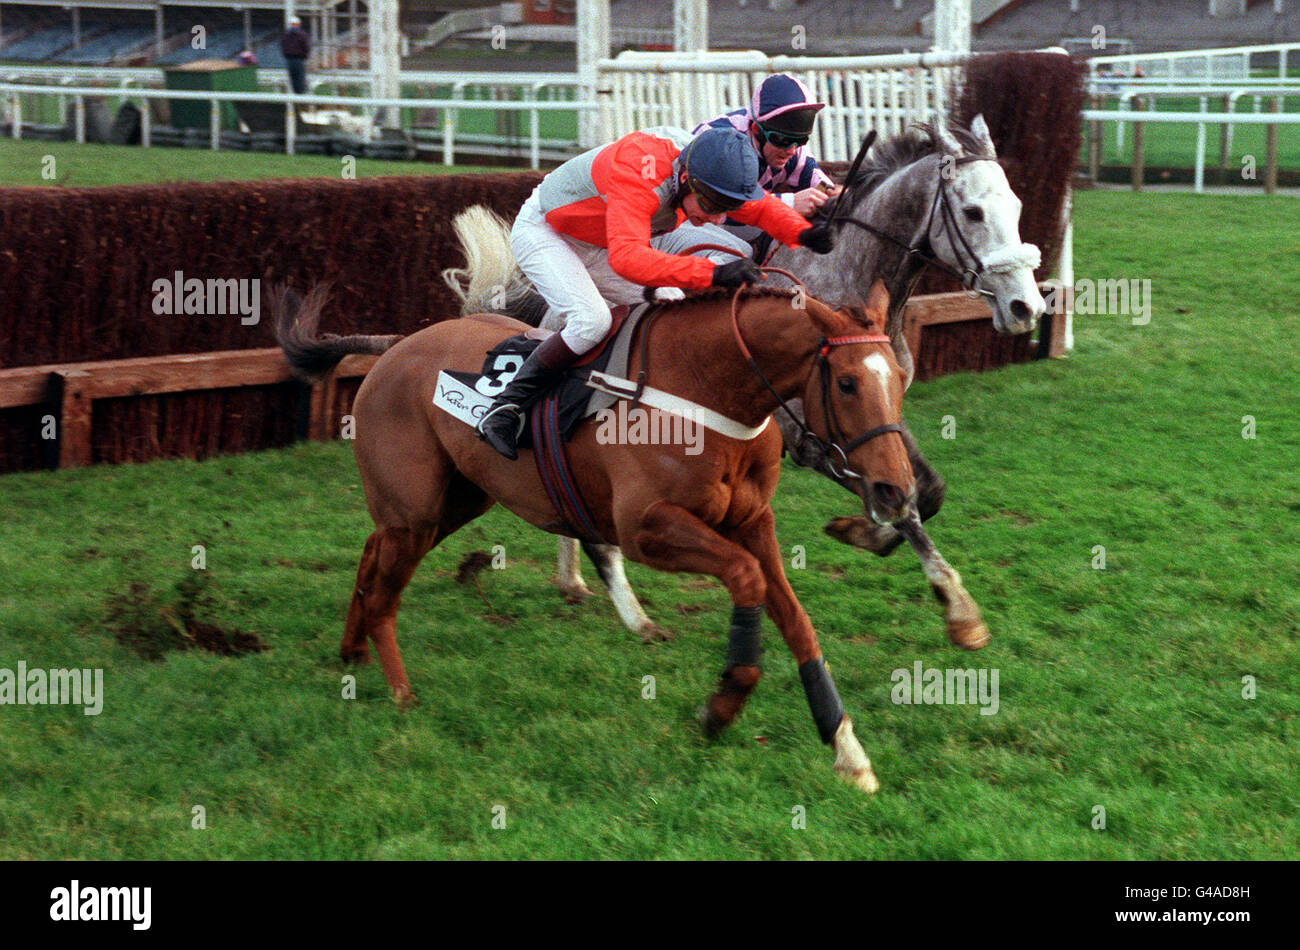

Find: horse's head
<box><xmin>801</xmin><ymin>281</ymin><xmax>914</xmax><ymax>525</ymax></box>
<box><xmin>929</xmin><ymin>115</ymin><xmax>1046</xmax><ymax>335</ymax></box>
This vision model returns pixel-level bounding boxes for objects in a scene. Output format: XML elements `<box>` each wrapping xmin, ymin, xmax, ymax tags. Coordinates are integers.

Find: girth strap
<box><xmin>530</xmin><ymin>393</ymin><xmax>607</xmax><ymax>545</ymax></box>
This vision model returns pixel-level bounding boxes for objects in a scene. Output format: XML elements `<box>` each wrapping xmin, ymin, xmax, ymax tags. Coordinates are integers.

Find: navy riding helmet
<box><xmin>681</xmin><ymin>126</ymin><xmax>766</xmax><ymax>209</ymax></box>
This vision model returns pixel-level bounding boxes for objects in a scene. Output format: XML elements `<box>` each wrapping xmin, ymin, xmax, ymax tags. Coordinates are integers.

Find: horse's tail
<box><xmin>441</xmin><ymin>205</ymin><xmax>535</xmax><ymax>318</ymax></box>
<box><xmin>272</xmin><ymin>284</ymin><xmax>404</xmax><ymax>384</ymax></box>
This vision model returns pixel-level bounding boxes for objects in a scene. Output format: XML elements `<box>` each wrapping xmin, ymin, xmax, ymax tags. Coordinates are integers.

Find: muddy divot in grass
<box><xmin>104</xmin><ymin>573</ymin><xmax>269</xmax><ymax>660</ymax></box>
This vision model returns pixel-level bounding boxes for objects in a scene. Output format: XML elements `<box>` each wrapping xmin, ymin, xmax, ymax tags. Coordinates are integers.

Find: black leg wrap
<box><xmin>799</xmin><ymin>657</ymin><xmax>845</xmax><ymax>745</ymax></box>
<box><xmin>725</xmin><ymin>605</ymin><xmax>764</xmax><ymax>670</ymax></box>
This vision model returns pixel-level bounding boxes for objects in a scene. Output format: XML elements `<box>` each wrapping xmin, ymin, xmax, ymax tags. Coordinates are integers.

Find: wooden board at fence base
<box><xmin>903</xmin><ymin>291</ymin><xmax>1068</xmax><ymax>369</ymax></box>
<box><xmin>902</xmin><ymin>292</ymin><xmax>994</xmax><ymax>364</ymax></box>
<box><xmin>0</xmin><ymin>349</ymin><xmax>377</xmax><ymax>469</ymax></box>
<box><xmin>0</xmin><ymin>293</ymin><xmax>1056</xmax><ymax>470</ymax></box>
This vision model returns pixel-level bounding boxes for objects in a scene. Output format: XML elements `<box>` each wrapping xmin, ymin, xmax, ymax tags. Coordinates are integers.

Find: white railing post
<box><xmin>211</xmin><ymin>97</ymin><xmax>220</xmax><ymax>150</ymax></box>
<box><xmin>576</xmin><ymin>0</ymin><xmax>610</xmax><ymax>149</ymax></box>
<box><xmin>1195</xmin><ymin>96</ymin><xmax>1207</xmax><ymax>193</ymax></box>
<box><xmin>140</xmin><ymin>97</ymin><xmax>150</xmax><ymax>147</ymax></box>
<box><xmin>11</xmin><ymin>94</ymin><xmax>20</xmax><ymax>139</ymax></box>
<box><xmin>74</xmin><ymin>94</ymin><xmax>85</xmax><ymax>144</ymax></box>
<box><xmin>445</xmin><ymin>82</ymin><xmax>461</xmax><ymax>166</ymax></box>
<box><xmin>528</xmin><ymin>84</ymin><xmax>540</xmax><ymax>170</ymax></box>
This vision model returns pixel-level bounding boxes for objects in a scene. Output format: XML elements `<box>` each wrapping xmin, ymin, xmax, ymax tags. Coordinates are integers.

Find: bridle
<box><xmin>823</xmin><ymin>131</ymin><xmax>1039</xmax><ymax>299</ymax></box>
<box><xmin>733</xmin><ymin>275</ymin><xmax>901</xmax><ymax>480</ymax></box>
<box><xmin>836</xmin><ymin>153</ymin><xmax>1004</xmax><ymax>299</ymax></box>
<box><xmin>678</xmin><ymin>244</ymin><xmax>904</xmax><ymax>481</ymax></box>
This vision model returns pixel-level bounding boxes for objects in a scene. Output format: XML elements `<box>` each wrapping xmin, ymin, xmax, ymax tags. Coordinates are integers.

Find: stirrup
<box><xmin>477</xmin><ymin>403</ymin><xmax>525</xmax><ymax>437</ymax></box>
<box><xmin>477</xmin><ymin>402</ymin><xmax>527</xmax><ymax>459</ymax></box>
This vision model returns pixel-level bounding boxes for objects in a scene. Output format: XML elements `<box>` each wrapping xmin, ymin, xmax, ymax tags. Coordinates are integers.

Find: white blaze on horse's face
<box><xmin>933</xmin><ymin>117</ymin><xmax>1047</xmax><ymax>336</ymax></box>
<box><xmin>863</xmin><ymin>353</ymin><xmax>893</xmax><ymax>412</ymax></box>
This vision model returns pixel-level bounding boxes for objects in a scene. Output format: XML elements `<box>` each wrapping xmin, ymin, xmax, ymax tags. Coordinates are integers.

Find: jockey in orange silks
<box><xmin>476</xmin><ymin>124</ymin><xmax>836</xmax><ymax>460</ymax></box>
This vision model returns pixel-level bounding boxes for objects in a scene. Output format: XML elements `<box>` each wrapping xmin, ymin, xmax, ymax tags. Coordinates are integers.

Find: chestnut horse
<box><xmin>273</xmin><ymin>279</ymin><xmax>912</xmax><ymax>793</ymax></box>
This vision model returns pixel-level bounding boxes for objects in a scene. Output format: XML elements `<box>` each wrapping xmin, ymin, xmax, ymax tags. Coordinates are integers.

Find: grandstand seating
<box><xmin>0</xmin><ymin>25</ymin><xmax>81</xmax><ymax>61</ymax></box>
<box><xmin>0</xmin><ymin>1</ymin><xmax>1296</xmax><ymax>67</ymax></box>
<box><xmin>251</xmin><ymin>38</ymin><xmax>289</xmax><ymax>70</ymax></box>
<box><xmin>155</xmin><ymin>26</ymin><xmax>256</xmax><ymax>65</ymax></box>
<box><xmin>58</xmin><ymin>24</ymin><xmax>155</xmax><ymax>64</ymax></box>
<box><xmin>982</xmin><ymin>0</ymin><xmax>1300</xmax><ymax>51</ymax></box>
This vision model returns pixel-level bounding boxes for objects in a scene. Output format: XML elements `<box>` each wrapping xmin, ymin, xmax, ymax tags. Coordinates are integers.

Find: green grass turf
<box><xmin>0</xmin><ymin>191</ymin><xmax>1297</xmax><ymax>860</ymax></box>
<box><xmin>0</xmin><ymin>138</ymin><xmax>509</xmax><ymax>188</ymax></box>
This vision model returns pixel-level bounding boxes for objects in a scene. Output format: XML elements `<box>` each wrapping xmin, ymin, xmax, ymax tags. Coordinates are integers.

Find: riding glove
<box><xmin>797</xmin><ymin>225</ymin><xmax>835</xmax><ymax>255</ymax></box>
<box><xmin>711</xmin><ymin>258</ymin><xmax>763</xmax><ymax>289</ymax></box>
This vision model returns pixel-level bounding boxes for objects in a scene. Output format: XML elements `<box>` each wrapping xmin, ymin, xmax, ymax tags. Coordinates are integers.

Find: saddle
<box><xmin>431</xmin><ymin>301</ymin><xmax>772</xmax><ymax>543</ymax></box>
<box><xmin>433</xmin><ymin>303</ymin><xmax>649</xmax><ymax>451</ymax></box>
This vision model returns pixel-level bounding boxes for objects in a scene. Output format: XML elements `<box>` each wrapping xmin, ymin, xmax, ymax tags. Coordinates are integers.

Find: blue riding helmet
<box><xmin>681</xmin><ymin>126</ymin><xmax>767</xmax><ymax>205</ymax></box>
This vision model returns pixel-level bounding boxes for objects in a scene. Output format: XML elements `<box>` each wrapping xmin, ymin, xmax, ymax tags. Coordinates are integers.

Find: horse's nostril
<box><xmin>1010</xmin><ymin>299</ymin><xmax>1031</xmax><ymax>322</ymax></box>
<box><xmin>872</xmin><ymin>482</ymin><xmax>903</xmax><ymax>510</ymax></box>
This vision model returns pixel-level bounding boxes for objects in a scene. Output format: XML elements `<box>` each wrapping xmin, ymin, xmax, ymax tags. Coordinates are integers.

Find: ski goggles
<box><xmin>756</xmin><ymin>123</ymin><xmax>810</xmax><ymax>149</ymax></box>
<box><xmin>687</xmin><ymin>177</ymin><xmax>745</xmax><ymax>215</ymax></box>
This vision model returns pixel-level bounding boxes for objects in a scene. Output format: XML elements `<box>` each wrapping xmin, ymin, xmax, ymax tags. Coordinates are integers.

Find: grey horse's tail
<box><xmin>441</xmin><ymin>204</ymin><xmax>549</xmax><ymax>327</ymax></box>
<box><xmin>271</xmin><ymin>284</ymin><xmax>404</xmax><ymax>384</ymax></box>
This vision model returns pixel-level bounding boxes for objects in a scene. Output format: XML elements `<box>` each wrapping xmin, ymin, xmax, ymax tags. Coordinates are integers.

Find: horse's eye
<box><xmin>964</xmin><ymin>206</ymin><xmax>984</xmax><ymax>223</ymax></box>
<box><xmin>837</xmin><ymin>377</ymin><xmax>857</xmax><ymax>395</ymax></box>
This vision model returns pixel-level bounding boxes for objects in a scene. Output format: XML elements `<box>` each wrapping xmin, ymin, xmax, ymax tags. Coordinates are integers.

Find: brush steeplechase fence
<box><xmin>0</xmin><ymin>51</ymin><xmax>1084</xmax><ymax>474</ymax></box>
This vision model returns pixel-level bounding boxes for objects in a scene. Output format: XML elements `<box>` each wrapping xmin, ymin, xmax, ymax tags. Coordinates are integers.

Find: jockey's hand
<box><xmin>798</xmin><ymin>224</ymin><xmax>835</xmax><ymax>255</ymax></box>
<box><xmin>711</xmin><ymin>258</ymin><xmax>763</xmax><ymax>290</ymax></box>
<box><xmin>791</xmin><ymin>187</ymin><xmax>832</xmax><ymax>217</ymax></box>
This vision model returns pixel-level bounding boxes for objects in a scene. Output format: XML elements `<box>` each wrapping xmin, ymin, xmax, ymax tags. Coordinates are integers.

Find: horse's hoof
<box><xmin>559</xmin><ymin>583</ymin><xmax>593</xmax><ymax>604</ymax></box>
<box><xmin>948</xmin><ymin>619</ymin><xmax>991</xmax><ymax>651</ymax></box>
<box><xmin>823</xmin><ymin>516</ymin><xmax>905</xmax><ymax>557</ymax></box>
<box><xmin>392</xmin><ymin>686</ymin><xmax>418</xmax><ymax>709</ymax></box>
<box><xmin>836</xmin><ymin>764</ymin><xmax>881</xmax><ymax>795</ymax></box>
<box><xmin>637</xmin><ymin>622</ymin><xmax>675</xmax><ymax>643</ymax></box>
<box><xmin>698</xmin><ymin>704</ymin><xmax>728</xmax><ymax>739</ymax></box>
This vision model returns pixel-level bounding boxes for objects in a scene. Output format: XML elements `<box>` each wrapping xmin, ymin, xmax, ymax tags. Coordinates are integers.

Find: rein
<box><xmin>676</xmin><ymin>243</ymin><xmax>903</xmax><ymax>480</ymax></box>
<box><xmin>829</xmin><ymin>151</ymin><xmax>1042</xmax><ymax>302</ymax></box>
<box><xmin>834</xmin><ymin>154</ymin><xmax>1002</xmax><ymax>299</ymax></box>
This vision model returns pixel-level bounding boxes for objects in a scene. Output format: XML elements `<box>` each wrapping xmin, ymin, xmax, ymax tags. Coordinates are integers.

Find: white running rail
<box><xmin>1089</xmin><ymin>42</ymin><xmax>1300</xmax><ymax>81</ymax></box>
<box><xmin>0</xmin><ymin>82</ymin><xmax>595</xmax><ymax>168</ymax></box>
<box><xmin>597</xmin><ymin>49</ymin><xmax>970</xmax><ymax>162</ymax></box>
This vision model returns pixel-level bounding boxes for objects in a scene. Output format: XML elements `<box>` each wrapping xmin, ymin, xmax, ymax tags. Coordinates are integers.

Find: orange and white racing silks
<box><xmin>510</xmin><ymin>126</ymin><xmax>814</xmax><ymax>354</ymax></box>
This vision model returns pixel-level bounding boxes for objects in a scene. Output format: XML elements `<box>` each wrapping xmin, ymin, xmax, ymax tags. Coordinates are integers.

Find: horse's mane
<box><xmin>661</xmin><ymin>285</ymin><xmax>799</xmax><ymax>308</ymax></box>
<box><xmin>657</xmin><ymin>284</ymin><xmax>881</xmax><ymax>335</ymax></box>
<box><xmin>812</xmin><ymin>121</ymin><xmax>995</xmax><ymax>224</ymax></box>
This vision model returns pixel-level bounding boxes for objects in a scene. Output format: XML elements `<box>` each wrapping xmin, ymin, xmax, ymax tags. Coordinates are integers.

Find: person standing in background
<box><xmin>281</xmin><ymin>16</ymin><xmax>311</xmax><ymax>94</ymax></box>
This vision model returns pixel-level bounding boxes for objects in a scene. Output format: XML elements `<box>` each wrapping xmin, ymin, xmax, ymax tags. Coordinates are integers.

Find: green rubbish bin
<box><xmin>164</xmin><ymin>59</ymin><xmax>258</xmax><ymax>131</ymax></box>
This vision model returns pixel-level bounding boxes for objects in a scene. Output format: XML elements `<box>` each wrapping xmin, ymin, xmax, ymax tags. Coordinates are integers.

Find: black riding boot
<box><xmin>476</xmin><ymin>333</ymin><xmax>580</xmax><ymax>460</ymax></box>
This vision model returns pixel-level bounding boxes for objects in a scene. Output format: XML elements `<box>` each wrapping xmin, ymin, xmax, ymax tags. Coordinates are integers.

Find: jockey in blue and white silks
<box><xmin>692</xmin><ymin>74</ymin><xmax>842</xmax><ymax>240</ymax></box>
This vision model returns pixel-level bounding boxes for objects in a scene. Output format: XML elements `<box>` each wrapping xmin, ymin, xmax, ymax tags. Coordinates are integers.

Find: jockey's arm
<box><xmin>604</xmin><ymin>155</ymin><xmax>717</xmax><ymax>292</ymax></box>
<box><xmin>729</xmin><ymin>193</ymin><xmax>816</xmax><ymax>248</ymax></box>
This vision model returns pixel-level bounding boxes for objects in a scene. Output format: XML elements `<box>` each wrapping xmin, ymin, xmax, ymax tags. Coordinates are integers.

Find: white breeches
<box><xmin>510</xmin><ymin>189</ymin><xmax>752</xmax><ymax>354</ymax></box>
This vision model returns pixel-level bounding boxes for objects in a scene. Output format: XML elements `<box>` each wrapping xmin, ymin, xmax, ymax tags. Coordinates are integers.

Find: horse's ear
<box><xmin>935</xmin><ymin>118</ymin><xmax>965</xmax><ymax>157</ymax></box>
<box><xmin>970</xmin><ymin>114</ymin><xmax>997</xmax><ymax>156</ymax></box>
<box><xmin>865</xmin><ymin>279</ymin><xmax>890</xmax><ymax>327</ymax></box>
